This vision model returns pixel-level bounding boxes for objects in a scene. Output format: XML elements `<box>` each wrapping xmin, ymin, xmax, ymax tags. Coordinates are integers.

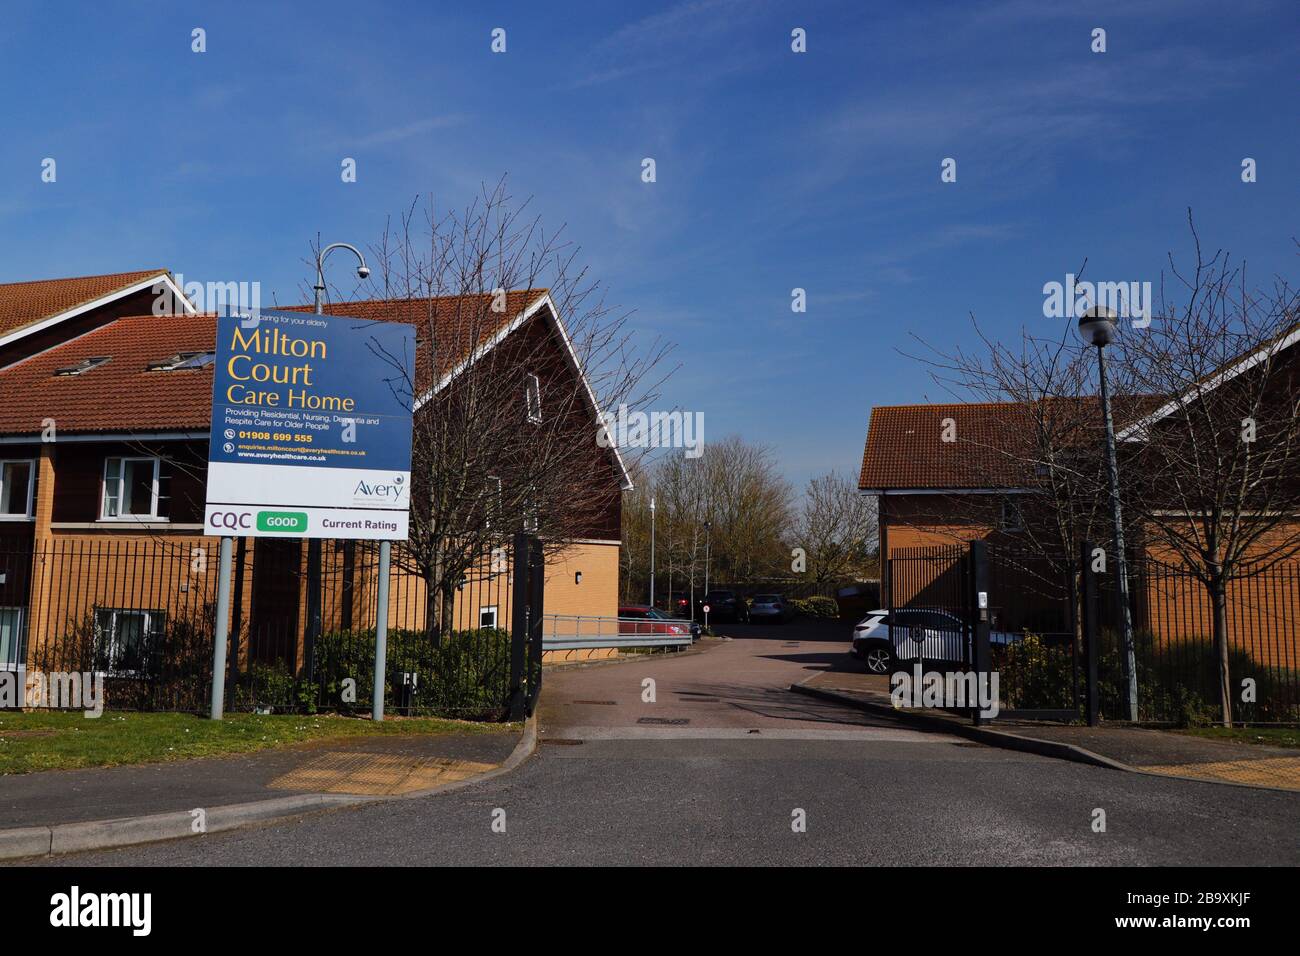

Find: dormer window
<box><xmin>55</xmin><ymin>356</ymin><xmax>110</xmax><ymax>376</ymax></box>
<box><xmin>525</xmin><ymin>373</ymin><xmax>542</xmax><ymax>423</ymax></box>
<box><xmin>147</xmin><ymin>351</ymin><xmax>215</xmax><ymax>371</ymax></box>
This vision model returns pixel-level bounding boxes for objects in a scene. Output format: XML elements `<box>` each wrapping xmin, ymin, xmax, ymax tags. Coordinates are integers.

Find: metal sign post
<box><xmin>372</xmin><ymin>540</ymin><xmax>391</xmax><ymax>721</ymax></box>
<box><xmin>209</xmin><ymin>536</ymin><xmax>234</xmax><ymax>720</ymax></box>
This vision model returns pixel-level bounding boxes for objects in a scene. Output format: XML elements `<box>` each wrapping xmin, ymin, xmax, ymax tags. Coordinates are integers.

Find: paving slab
<box><xmin>0</xmin><ymin>731</ymin><xmax>519</xmax><ymax>829</ymax></box>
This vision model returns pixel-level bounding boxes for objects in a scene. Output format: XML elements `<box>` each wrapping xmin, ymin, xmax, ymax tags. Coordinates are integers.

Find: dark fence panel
<box><xmin>1096</xmin><ymin>557</ymin><xmax>1300</xmax><ymax>724</ymax></box>
<box><xmin>886</xmin><ymin>543</ymin><xmax>1298</xmax><ymax>724</ymax></box>
<box><xmin>986</xmin><ymin>549</ymin><xmax>1079</xmax><ymax>714</ymax></box>
<box><xmin>2</xmin><ymin>535</ymin><xmax>535</xmax><ymax>721</ymax></box>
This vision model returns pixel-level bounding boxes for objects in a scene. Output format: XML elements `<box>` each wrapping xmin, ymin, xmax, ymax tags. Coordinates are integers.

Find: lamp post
<box><xmin>306</xmin><ymin>242</ymin><xmax>371</xmax><ymax>688</ymax></box>
<box><xmin>1078</xmin><ymin>305</ymin><xmax>1139</xmax><ymax>722</ymax></box>
<box><xmin>649</xmin><ymin>496</ymin><xmax>656</xmax><ymax>609</ymax></box>
<box><xmin>703</xmin><ymin>520</ymin><xmax>712</xmax><ymax>595</ymax></box>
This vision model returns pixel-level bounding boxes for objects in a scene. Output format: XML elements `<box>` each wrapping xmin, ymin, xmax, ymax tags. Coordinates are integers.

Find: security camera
<box><xmin>356</xmin><ymin>265</ymin><xmax>371</xmax><ymax>280</ymax></box>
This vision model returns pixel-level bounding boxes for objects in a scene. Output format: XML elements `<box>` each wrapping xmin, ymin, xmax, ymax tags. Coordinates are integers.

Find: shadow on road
<box><xmin>667</xmin><ymin>680</ymin><xmax>900</xmax><ymax>728</ymax></box>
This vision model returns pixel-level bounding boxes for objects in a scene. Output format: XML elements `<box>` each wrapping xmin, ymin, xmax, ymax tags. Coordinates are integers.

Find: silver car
<box><xmin>850</xmin><ymin>608</ymin><xmax>1022</xmax><ymax>674</ymax></box>
<box><xmin>748</xmin><ymin>593</ymin><xmax>788</xmax><ymax>623</ymax></box>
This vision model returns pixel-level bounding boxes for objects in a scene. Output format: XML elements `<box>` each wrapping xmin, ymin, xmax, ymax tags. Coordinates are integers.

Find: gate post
<box><xmin>527</xmin><ymin>536</ymin><xmax>545</xmax><ymax>715</ymax></box>
<box><xmin>508</xmin><ymin>533</ymin><xmax>529</xmax><ymax>720</ymax></box>
<box><xmin>969</xmin><ymin>540</ymin><xmax>991</xmax><ymax>726</ymax></box>
<box><xmin>1081</xmin><ymin>539</ymin><xmax>1100</xmax><ymax>727</ymax></box>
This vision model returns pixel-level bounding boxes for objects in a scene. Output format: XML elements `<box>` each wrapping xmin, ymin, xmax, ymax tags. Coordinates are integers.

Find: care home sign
<box><xmin>204</xmin><ymin>307</ymin><xmax>415</xmax><ymax>540</ymax></box>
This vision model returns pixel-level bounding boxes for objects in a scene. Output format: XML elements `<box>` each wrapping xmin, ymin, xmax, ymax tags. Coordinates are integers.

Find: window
<box><xmin>999</xmin><ymin>498</ymin><xmax>1024</xmax><ymax>532</ymax></box>
<box><xmin>0</xmin><ymin>460</ymin><xmax>35</xmax><ymax>518</ymax></box>
<box><xmin>102</xmin><ymin>457</ymin><xmax>166</xmax><ymax>520</ymax></box>
<box><xmin>147</xmin><ymin>351</ymin><xmax>215</xmax><ymax>371</ymax></box>
<box><xmin>484</xmin><ymin>475</ymin><xmax>502</xmax><ymax>528</ymax></box>
<box><xmin>0</xmin><ymin>608</ymin><xmax>24</xmax><ymax>671</ymax></box>
<box><xmin>479</xmin><ymin>606</ymin><xmax>498</xmax><ymax>629</ymax></box>
<box><xmin>93</xmin><ymin>608</ymin><xmax>164</xmax><ymax>677</ymax></box>
<box><xmin>522</xmin><ymin>483</ymin><xmax>539</xmax><ymax>532</ymax></box>
<box><xmin>525</xmin><ymin>373</ymin><xmax>542</xmax><ymax>423</ymax></box>
<box><xmin>54</xmin><ymin>355</ymin><xmax>111</xmax><ymax>376</ymax></box>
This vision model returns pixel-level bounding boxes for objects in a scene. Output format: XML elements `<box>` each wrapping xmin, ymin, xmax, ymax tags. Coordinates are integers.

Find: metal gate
<box><xmin>886</xmin><ymin>542</ymin><xmax>1081</xmax><ymax>720</ymax></box>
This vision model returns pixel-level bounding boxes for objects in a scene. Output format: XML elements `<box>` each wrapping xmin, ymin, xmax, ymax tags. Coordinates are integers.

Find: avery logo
<box><xmin>353</xmin><ymin>475</ymin><xmax>406</xmax><ymax>502</ymax></box>
<box><xmin>50</xmin><ymin>886</ymin><xmax>151</xmax><ymax>936</ymax></box>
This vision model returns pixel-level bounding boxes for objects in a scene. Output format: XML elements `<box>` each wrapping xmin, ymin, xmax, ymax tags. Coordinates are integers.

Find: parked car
<box><xmin>619</xmin><ymin>605</ymin><xmax>700</xmax><ymax>640</ymax></box>
<box><xmin>849</xmin><ymin>608</ymin><xmax>1023</xmax><ymax>674</ymax></box>
<box><xmin>748</xmin><ymin>594</ymin><xmax>788</xmax><ymax>623</ymax></box>
<box><xmin>698</xmin><ymin>589</ymin><xmax>749</xmax><ymax>623</ymax></box>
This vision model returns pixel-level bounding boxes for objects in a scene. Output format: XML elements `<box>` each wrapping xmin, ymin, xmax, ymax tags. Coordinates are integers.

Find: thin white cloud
<box><xmin>353</xmin><ymin>115</ymin><xmax>464</xmax><ymax>148</ymax></box>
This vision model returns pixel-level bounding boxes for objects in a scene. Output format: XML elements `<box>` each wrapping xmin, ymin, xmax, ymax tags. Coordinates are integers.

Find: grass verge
<box><xmin>0</xmin><ymin>712</ymin><xmax>519</xmax><ymax>774</ymax></box>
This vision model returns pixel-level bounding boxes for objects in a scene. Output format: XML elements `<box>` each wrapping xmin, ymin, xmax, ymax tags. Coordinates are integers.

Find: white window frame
<box><xmin>479</xmin><ymin>605</ymin><xmax>499</xmax><ymax>629</ymax></box>
<box><xmin>101</xmin><ymin>456</ymin><xmax>162</xmax><ymax>521</ymax></box>
<box><xmin>525</xmin><ymin>373</ymin><xmax>542</xmax><ymax>423</ymax></box>
<box><xmin>0</xmin><ymin>607</ymin><xmax>25</xmax><ymax>672</ymax></box>
<box><xmin>93</xmin><ymin>607</ymin><xmax>164</xmax><ymax>678</ymax></box>
<box><xmin>0</xmin><ymin>459</ymin><xmax>36</xmax><ymax>520</ymax></box>
<box><xmin>485</xmin><ymin>475</ymin><xmax>502</xmax><ymax>529</ymax></box>
<box><xmin>1000</xmin><ymin>498</ymin><xmax>1024</xmax><ymax>532</ymax></box>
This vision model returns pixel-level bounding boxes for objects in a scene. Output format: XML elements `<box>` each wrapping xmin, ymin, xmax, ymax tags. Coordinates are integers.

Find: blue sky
<box><xmin>2</xmin><ymin>0</ymin><xmax>1296</xmax><ymax>490</ymax></box>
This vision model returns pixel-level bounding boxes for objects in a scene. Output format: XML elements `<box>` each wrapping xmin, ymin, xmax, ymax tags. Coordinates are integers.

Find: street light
<box><xmin>304</xmin><ymin>241</ymin><xmax>371</xmax><ymax>684</ymax></box>
<box><xmin>1079</xmin><ymin>305</ymin><xmax>1139</xmax><ymax>721</ymax></box>
<box><xmin>315</xmin><ymin>242</ymin><xmax>370</xmax><ymax>314</ymax></box>
<box><xmin>649</xmin><ymin>496</ymin><xmax>656</xmax><ymax>609</ymax></box>
<box><xmin>703</xmin><ymin>520</ymin><xmax>712</xmax><ymax>595</ymax></box>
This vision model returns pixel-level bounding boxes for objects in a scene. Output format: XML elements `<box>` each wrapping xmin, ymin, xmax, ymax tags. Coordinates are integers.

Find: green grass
<box><xmin>1174</xmin><ymin>726</ymin><xmax>1300</xmax><ymax>748</ymax></box>
<box><xmin>0</xmin><ymin>712</ymin><xmax>518</xmax><ymax>775</ymax></box>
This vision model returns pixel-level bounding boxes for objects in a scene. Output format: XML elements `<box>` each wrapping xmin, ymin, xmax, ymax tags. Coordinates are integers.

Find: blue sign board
<box><xmin>204</xmin><ymin>307</ymin><xmax>416</xmax><ymax>540</ymax></box>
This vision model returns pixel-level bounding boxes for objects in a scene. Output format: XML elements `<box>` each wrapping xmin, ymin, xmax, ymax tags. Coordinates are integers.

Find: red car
<box><xmin>619</xmin><ymin>605</ymin><xmax>698</xmax><ymax>639</ymax></box>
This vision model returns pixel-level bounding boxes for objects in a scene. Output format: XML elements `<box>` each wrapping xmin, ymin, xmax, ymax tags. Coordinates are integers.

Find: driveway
<box><xmin>539</xmin><ymin>619</ymin><xmax>952</xmax><ymax>742</ymax></box>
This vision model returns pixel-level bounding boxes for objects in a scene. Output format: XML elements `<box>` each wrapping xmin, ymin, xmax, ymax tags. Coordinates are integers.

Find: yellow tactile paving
<box><xmin>1141</xmin><ymin>756</ymin><xmax>1300</xmax><ymax>791</ymax></box>
<box><xmin>268</xmin><ymin>752</ymin><xmax>498</xmax><ymax>796</ymax></box>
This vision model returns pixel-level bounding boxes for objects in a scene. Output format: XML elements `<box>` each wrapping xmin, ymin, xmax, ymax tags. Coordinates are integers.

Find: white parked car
<box><xmin>849</xmin><ymin>608</ymin><xmax>1023</xmax><ymax>674</ymax></box>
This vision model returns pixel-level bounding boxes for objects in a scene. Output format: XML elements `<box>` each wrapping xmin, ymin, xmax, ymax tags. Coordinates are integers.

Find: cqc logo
<box><xmin>353</xmin><ymin>475</ymin><xmax>406</xmax><ymax>503</ymax></box>
<box><xmin>208</xmin><ymin>511</ymin><xmax>306</xmax><ymax>532</ymax></box>
<box><xmin>209</xmin><ymin>510</ymin><xmax>252</xmax><ymax>531</ymax></box>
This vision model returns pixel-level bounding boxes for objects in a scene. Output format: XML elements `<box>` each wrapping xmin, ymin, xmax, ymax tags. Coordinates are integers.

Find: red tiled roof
<box><xmin>0</xmin><ymin>270</ymin><xmax>168</xmax><ymax>339</ymax></box>
<box><xmin>859</xmin><ymin>403</ymin><xmax>1038</xmax><ymax>491</ymax></box>
<box><xmin>0</xmin><ymin>292</ymin><xmax>549</xmax><ymax>435</ymax></box>
<box><xmin>858</xmin><ymin>398</ymin><xmax>1162</xmax><ymax>491</ymax></box>
<box><xmin>0</xmin><ymin>312</ymin><xmax>217</xmax><ymax>434</ymax></box>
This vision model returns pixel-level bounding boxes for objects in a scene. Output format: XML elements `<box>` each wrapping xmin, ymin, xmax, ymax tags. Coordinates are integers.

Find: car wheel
<box><xmin>863</xmin><ymin>646</ymin><xmax>893</xmax><ymax>675</ymax></box>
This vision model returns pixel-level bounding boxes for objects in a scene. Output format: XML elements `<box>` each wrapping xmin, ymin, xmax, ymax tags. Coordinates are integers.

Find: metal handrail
<box><xmin>542</xmin><ymin>614</ymin><xmax>694</xmax><ymax>650</ymax></box>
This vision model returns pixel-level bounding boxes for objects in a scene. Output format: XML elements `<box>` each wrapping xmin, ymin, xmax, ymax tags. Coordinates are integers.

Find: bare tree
<box><xmin>910</xmin><ymin>219</ymin><xmax>1300</xmax><ymax>726</ymax></box>
<box><xmin>792</xmin><ymin>471</ymin><xmax>878</xmax><ymax>590</ymax></box>
<box><xmin>623</xmin><ymin>437</ymin><xmax>792</xmax><ymax>602</ymax></box>
<box><xmin>348</xmin><ymin>179</ymin><xmax>673</xmax><ymax>639</ymax></box>
<box><xmin>1123</xmin><ymin>222</ymin><xmax>1300</xmax><ymax>725</ymax></box>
